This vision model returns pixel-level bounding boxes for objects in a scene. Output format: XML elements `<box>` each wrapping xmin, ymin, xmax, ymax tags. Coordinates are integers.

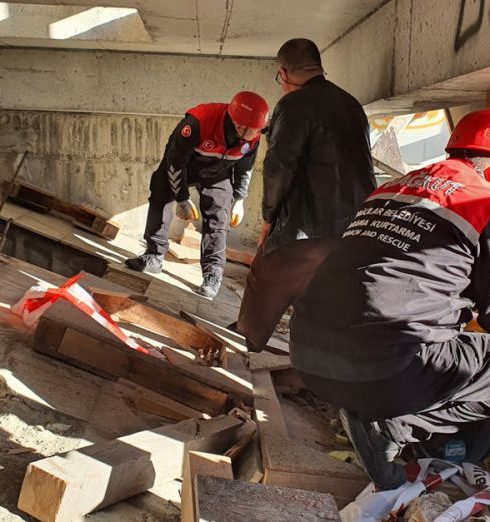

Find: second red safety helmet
<box><xmin>446</xmin><ymin>109</ymin><xmax>490</xmax><ymax>154</ymax></box>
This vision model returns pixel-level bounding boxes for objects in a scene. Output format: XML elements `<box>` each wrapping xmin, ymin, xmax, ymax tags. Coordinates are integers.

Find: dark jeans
<box><xmin>144</xmin><ymin>170</ymin><xmax>233</xmax><ymax>276</ymax></box>
<box><xmin>237</xmin><ymin>238</ymin><xmax>337</xmax><ymax>351</ymax></box>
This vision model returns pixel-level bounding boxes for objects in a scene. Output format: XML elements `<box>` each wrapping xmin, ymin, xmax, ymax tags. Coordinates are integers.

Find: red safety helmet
<box><xmin>228</xmin><ymin>91</ymin><xmax>269</xmax><ymax>130</ymax></box>
<box><xmin>446</xmin><ymin>109</ymin><xmax>490</xmax><ymax>154</ymax></box>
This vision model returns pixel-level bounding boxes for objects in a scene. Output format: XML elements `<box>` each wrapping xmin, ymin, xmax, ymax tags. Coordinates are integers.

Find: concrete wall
<box><xmin>0</xmin><ymin>110</ymin><xmax>266</xmax><ymax>246</ymax></box>
<box><xmin>0</xmin><ymin>48</ymin><xmax>279</xmax><ymax>116</ymax></box>
<box><xmin>324</xmin><ymin>0</ymin><xmax>490</xmax><ymax>116</ymax></box>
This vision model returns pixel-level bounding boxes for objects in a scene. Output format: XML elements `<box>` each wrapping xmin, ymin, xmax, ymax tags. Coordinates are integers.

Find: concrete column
<box><xmin>323</xmin><ymin>0</ymin><xmax>490</xmax><ymax>117</ymax></box>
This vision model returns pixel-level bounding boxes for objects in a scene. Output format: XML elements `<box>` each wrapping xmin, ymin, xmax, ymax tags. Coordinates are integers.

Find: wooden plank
<box><xmin>248</xmin><ymin>352</ymin><xmax>291</xmax><ymax>371</ymax></box>
<box><xmin>179</xmin><ymin>223</ymin><xmax>202</xmax><ymax>249</ymax></box>
<box><xmin>91</xmin><ymin>290</ymin><xmax>224</xmax><ymax>362</ymax></box>
<box><xmin>176</xmin><ymin>364</ymin><xmax>253</xmax><ymax>403</ymax></box>
<box><xmin>226</xmin><ymin>246</ymin><xmax>255</xmax><ymax>267</ymax></box>
<box><xmin>18</xmin><ymin>416</ymin><xmax>243</xmax><ymax>522</ymax></box>
<box><xmin>72</xmin><ymin>218</ymin><xmax>119</xmax><ymax>241</ymax></box>
<box><xmin>2</xmin><ymin>340</ymin><xmax>174</xmax><ymax>437</ymax></box>
<box><xmin>44</xmin><ymin>300</ymin><xmax>249</xmax><ymax>401</ymax></box>
<box><xmin>168</xmin><ymin>241</ymin><xmax>200</xmax><ymax>263</ymax></box>
<box><xmin>235</xmin><ymin>433</ymin><xmax>264</xmax><ymax>483</ymax></box>
<box><xmin>104</xmin><ymin>263</ymin><xmax>152</xmax><ymax>294</ymax></box>
<box><xmin>118</xmin><ymin>379</ymin><xmax>209</xmax><ymax>422</ymax></box>
<box><xmin>4</xmin><ymin>180</ymin><xmax>55</xmax><ymax>211</ymax></box>
<box><xmin>195</xmin><ymin>475</ymin><xmax>341</xmax><ymax>522</ymax></box>
<box><xmin>181</xmin><ymin>451</ymin><xmax>233</xmax><ymax>522</ymax></box>
<box><xmin>4</xmin><ymin>181</ymin><xmax>120</xmax><ymax>239</ymax></box>
<box><xmin>253</xmin><ymin>371</ymin><xmax>368</xmax><ymax>508</ymax></box>
<box><xmin>224</xmin><ymin>420</ymin><xmax>257</xmax><ymax>460</ymax></box>
<box><xmin>34</xmin><ymin>317</ymin><xmax>228</xmax><ymax>416</ymax></box>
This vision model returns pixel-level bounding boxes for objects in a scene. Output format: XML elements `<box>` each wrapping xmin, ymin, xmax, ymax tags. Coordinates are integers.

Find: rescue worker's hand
<box><xmin>176</xmin><ymin>199</ymin><xmax>199</xmax><ymax>221</ymax></box>
<box><xmin>465</xmin><ymin>318</ymin><xmax>487</xmax><ymax>333</ymax></box>
<box><xmin>230</xmin><ymin>200</ymin><xmax>245</xmax><ymax>228</ymax></box>
<box><xmin>258</xmin><ymin>222</ymin><xmax>272</xmax><ymax>248</ymax></box>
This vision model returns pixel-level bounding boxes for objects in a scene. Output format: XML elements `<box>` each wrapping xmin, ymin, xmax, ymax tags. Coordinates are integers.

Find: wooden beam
<box><xmin>224</xmin><ymin>420</ymin><xmax>257</xmax><ymax>460</ymax></box>
<box><xmin>253</xmin><ymin>370</ymin><xmax>368</xmax><ymax>508</ymax></box>
<box><xmin>104</xmin><ymin>264</ymin><xmax>152</xmax><ymax>294</ymax></box>
<box><xmin>248</xmin><ymin>352</ymin><xmax>291</xmax><ymax>371</ymax></box>
<box><xmin>34</xmin><ymin>317</ymin><xmax>230</xmax><ymax>416</ymax></box>
<box><xmin>235</xmin><ymin>433</ymin><xmax>264</xmax><ymax>483</ymax></box>
<box><xmin>117</xmin><ymin>379</ymin><xmax>209</xmax><ymax>422</ymax></box>
<box><xmin>91</xmin><ymin>289</ymin><xmax>225</xmax><ymax>363</ymax></box>
<box><xmin>226</xmin><ymin>246</ymin><xmax>255</xmax><ymax>267</ymax></box>
<box><xmin>195</xmin><ymin>475</ymin><xmax>341</xmax><ymax>522</ymax></box>
<box><xmin>179</xmin><ymin>223</ymin><xmax>202</xmax><ymax>249</ymax></box>
<box><xmin>3</xmin><ymin>180</ymin><xmax>120</xmax><ymax>239</ymax></box>
<box><xmin>18</xmin><ymin>416</ymin><xmax>243</xmax><ymax>522</ymax></box>
<box><xmin>181</xmin><ymin>451</ymin><xmax>233</xmax><ymax>522</ymax></box>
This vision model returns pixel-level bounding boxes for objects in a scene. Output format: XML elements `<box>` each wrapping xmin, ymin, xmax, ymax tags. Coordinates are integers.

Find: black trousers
<box><xmin>300</xmin><ymin>332</ymin><xmax>490</xmax><ymax>448</ymax></box>
<box><xmin>144</xmin><ymin>170</ymin><xmax>233</xmax><ymax>276</ymax></box>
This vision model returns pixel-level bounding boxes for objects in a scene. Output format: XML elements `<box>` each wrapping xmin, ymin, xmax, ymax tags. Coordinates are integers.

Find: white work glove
<box><xmin>230</xmin><ymin>199</ymin><xmax>245</xmax><ymax>228</ymax></box>
<box><xmin>176</xmin><ymin>199</ymin><xmax>199</xmax><ymax>221</ymax></box>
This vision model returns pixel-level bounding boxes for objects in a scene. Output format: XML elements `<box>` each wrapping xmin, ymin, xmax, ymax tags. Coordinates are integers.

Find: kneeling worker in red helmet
<box><xmin>290</xmin><ymin>110</ymin><xmax>490</xmax><ymax>489</ymax></box>
<box><xmin>126</xmin><ymin>92</ymin><xmax>269</xmax><ymax>299</ymax></box>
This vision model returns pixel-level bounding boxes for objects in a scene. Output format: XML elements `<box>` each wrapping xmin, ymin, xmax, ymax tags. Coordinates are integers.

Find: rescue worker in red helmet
<box><xmin>290</xmin><ymin>109</ymin><xmax>490</xmax><ymax>489</ymax></box>
<box><xmin>125</xmin><ymin>91</ymin><xmax>269</xmax><ymax>298</ymax></box>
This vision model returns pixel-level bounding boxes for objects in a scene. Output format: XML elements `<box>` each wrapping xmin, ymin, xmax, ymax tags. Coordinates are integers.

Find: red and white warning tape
<box><xmin>11</xmin><ymin>273</ymin><xmax>164</xmax><ymax>359</ymax></box>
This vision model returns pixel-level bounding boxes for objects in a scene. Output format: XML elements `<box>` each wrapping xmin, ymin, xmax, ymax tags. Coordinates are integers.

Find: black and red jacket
<box><xmin>290</xmin><ymin>158</ymin><xmax>490</xmax><ymax>382</ymax></box>
<box><xmin>155</xmin><ymin>103</ymin><xmax>260</xmax><ymax>201</ymax></box>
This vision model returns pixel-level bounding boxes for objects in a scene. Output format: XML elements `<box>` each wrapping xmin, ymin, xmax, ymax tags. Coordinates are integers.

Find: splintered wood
<box><xmin>91</xmin><ymin>289</ymin><xmax>226</xmax><ymax>364</ymax></box>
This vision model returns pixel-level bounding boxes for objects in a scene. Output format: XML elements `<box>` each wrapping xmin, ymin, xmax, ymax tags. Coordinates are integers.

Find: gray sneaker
<box><xmin>197</xmin><ymin>273</ymin><xmax>222</xmax><ymax>299</ymax></box>
<box><xmin>125</xmin><ymin>253</ymin><xmax>163</xmax><ymax>274</ymax></box>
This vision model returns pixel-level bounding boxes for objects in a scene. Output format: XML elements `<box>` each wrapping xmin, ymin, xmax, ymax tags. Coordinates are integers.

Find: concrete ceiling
<box><xmin>0</xmin><ymin>0</ymin><xmax>388</xmax><ymax>57</ymax></box>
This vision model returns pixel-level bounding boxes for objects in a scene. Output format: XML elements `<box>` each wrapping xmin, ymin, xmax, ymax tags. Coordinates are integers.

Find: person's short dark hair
<box><xmin>277</xmin><ymin>38</ymin><xmax>322</xmax><ymax>72</ymax></box>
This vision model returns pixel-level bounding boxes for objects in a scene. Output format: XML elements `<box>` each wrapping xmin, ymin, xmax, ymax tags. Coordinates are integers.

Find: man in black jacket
<box><xmin>235</xmin><ymin>38</ymin><xmax>376</xmax><ymax>352</ymax></box>
<box><xmin>125</xmin><ymin>92</ymin><xmax>269</xmax><ymax>299</ymax></box>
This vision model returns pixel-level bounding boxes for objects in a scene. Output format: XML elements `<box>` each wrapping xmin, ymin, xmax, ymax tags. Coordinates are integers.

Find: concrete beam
<box><xmin>324</xmin><ymin>0</ymin><xmax>490</xmax><ymax>116</ymax></box>
<box><xmin>0</xmin><ymin>48</ymin><xmax>279</xmax><ymax>116</ymax></box>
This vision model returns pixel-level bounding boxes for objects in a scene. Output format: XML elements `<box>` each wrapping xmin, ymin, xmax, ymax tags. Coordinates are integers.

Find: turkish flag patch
<box><xmin>181</xmin><ymin>125</ymin><xmax>192</xmax><ymax>138</ymax></box>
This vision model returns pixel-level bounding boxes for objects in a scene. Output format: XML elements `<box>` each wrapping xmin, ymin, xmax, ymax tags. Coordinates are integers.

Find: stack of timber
<box><xmin>2</xmin><ymin>180</ymin><xmax>120</xmax><ymax>239</ymax></box>
<box><xmin>2</xmin><ymin>254</ymin><xmax>368</xmax><ymax>520</ymax></box>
